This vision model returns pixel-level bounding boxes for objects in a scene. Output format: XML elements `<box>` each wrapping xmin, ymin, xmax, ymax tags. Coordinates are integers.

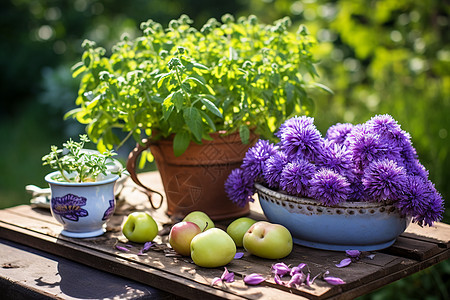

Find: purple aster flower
<box><xmin>276</xmin><ymin>115</ymin><xmax>315</xmax><ymax>138</ymax></box>
<box><xmin>366</xmin><ymin>114</ymin><xmax>406</xmax><ymax>146</ymax></box>
<box><xmin>51</xmin><ymin>193</ymin><xmax>89</xmax><ymax>221</ymax></box>
<box><xmin>279</xmin><ymin>116</ymin><xmax>324</xmax><ymax>162</ymax></box>
<box><xmin>280</xmin><ymin>159</ymin><xmax>316</xmax><ymax>197</ymax></box>
<box><xmin>263</xmin><ymin>151</ymin><xmax>288</xmax><ymax>189</ymax></box>
<box><xmin>402</xmin><ymin>149</ymin><xmax>429</xmax><ymax>179</ymax></box>
<box><xmin>362</xmin><ymin>159</ymin><xmax>407</xmax><ymax>202</ymax></box>
<box><xmin>408</xmin><ymin>159</ymin><xmax>429</xmax><ymax>179</ymax></box>
<box><xmin>225</xmin><ymin>168</ymin><xmax>255</xmax><ymax>207</ymax></box>
<box><xmin>412</xmin><ymin>180</ymin><xmax>444</xmax><ymax>227</ymax></box>
<box><xmin>316</xmin><ymin>140</ymin><xmax>353</xmax><ymax>175</ymax></box>
<box><xmin>309</xmin><ymin>168</ymin><xmax>351</xmax><ymax>206</ymax></box>
<box><xmin>241</xmin><ymin>140</ymin><xmax>277</xmax><ymax>182</ymax></box>
<box><xmin>346</xmin><ymin>173</ymin><xmax>366</xmax><ymax>201</ymax></box>
<box><xmin>346</xmin><ymin>124</ymin><xmax>387</xmax><ymax>173</ymax></box>
<box><xmin>396</xmin><ymin>175</ymin><xmax>429</xmax><ymax>217</ymax></box>
<box><xmin>326</xmin><ymin>123</ymin><xmax>354</xmax><ymax>145</ymax></box>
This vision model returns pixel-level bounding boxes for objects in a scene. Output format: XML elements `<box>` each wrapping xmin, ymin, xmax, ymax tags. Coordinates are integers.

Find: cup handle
<box><xmin>126</xmin><ymin>139</ymin><xmax>163</xmax><ymax>209</ymax></box>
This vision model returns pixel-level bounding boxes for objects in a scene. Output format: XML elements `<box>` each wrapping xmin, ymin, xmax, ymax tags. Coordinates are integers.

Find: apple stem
<box><xmin>203</xmin><ymin>222</ymin><xmax>209</xmax><ymax>232</ymax></box>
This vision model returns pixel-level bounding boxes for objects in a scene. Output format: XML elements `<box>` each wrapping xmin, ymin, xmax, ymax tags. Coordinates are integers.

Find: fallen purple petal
<box><xmin>306</xmin><ymin>273</ymin><xmax>314</xmax><ymax>287</ymax></box>
<box><xmin>272</xmin><ymin>262</ymin><xmax>291</xmax><ymax>276</ymax></box>
<box><xmin>125</xmin><ymin>244</ymin><xmax>134</xmax><ymax>248</ymax></box>
<box><xmin>274</xmin><ymin>274</ymin><xmax>285</xmax><ymax>286</ymax></box>
<box><xmin>234</xmin><ymin>252</ymin><xmax>244</xmax><ymax>259</ymax></box>
<box><xmin>288</xmin><ymin>273</ymin><xmax>304</xmax><ymax>287</ymax></box>
<box><xmin>221</xmin><ymin>267</ymin><xmax>235</xmax><ymax>283</ymax></box>
<box><xmin>290</xmin><ymin>266</ymin><xmax>302</xmax><ymax>276</ymax></box>
<box><xmin>367</xmin><ymin>254</ymin><xmax>375</xmax><ymax>260</ymax></box>
<box><xmin>138</xmin><ymin>241</ymin><xmax>154</xmax><ymax>255</ymax></box>
<box><xmin>336</xmin><ymin>258</ymin><xmax>352</xmax><ymax>268</ymax></box>
<box><xmin>346</xmin><ymin>250</ymin><xmax>361</xmax><ymax>258</ymax></box>
<box><xmin>211</xmin><ymin>277</ymin><xmax>222</xmax><ymax>286</ymax></box>
<box><xmin>244</xmin><ymin>273</ymin><xmax>266</xmax><ymax>285</ymax></box>
<box><xmin>308</xmin><ymin>272</ymin><xmax>321</xmax><ymax>286</ymax></box>
<box><xmin>116</xmin><ymin>245</ymin><xmax>130</xmax><ymax>252</ymax></box>
<box><xmin>324</xmin><ymin>276</ymin><xmax>346</xmax><ymax>285</ymax></box>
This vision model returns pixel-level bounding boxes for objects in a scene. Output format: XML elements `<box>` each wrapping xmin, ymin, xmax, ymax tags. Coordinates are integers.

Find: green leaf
<box><xmin>157</xmin><ymin>72</ymin><xmax>173</xmax><ymax>88</ymax></box>
<box><xmin>173</xmin><ymin>131</ymin><xmax>191</xmax><ymax>157</ymax></box>
<box><xmin>183</xmin><ymin>107</ymin><xmax>203</xmax><ymax>141</ymax></box>
<box><xmin>163</xmin><ymin>105</ymin><xmax>174</xmax><ymax>120</ymax></box>
<box><xmin>200</xmin><ymin>98</ymin><xmax>223</xmax><ymax>118</ymax></box>
<box><xmin>301</xmin><ymin>97</ymin><xmax>315</xmax><ymax>115</ymax></box>
<box><xmin>239</xmin><ymin>125</ymin><xmax>250</xmax><ymax>144</ymax></box>
<box><xmin>71</xmin><ymin>62</ymin><xmax>86</xmax><ymax>78</ymax></box>
<box><xmin>285</xmin><ymin>82</ymin><xmax>295</xmax><ymax>116</ymax></box>
<box><xmin>192</xmin><ymin>62</ymin><xmax>209</xmax><ymax>70</ymax></box>
<box><xmin>185</xmin><ymin>76</ymin><xmax>206</xmax><ymax>87</ymax></box>
<box><xmin>199</xmin><ymin>110</ymin><xmax>216</xmax><ymax>132</ymax></box>
<box><xmin>173</xmin><ymin>91</ymin><xmax>185</xmax><ymax>111</ymax></box>
<box><xmin>64</xmin><ymin>108</ymin><xmax>82</xmax><ymax>120</ymax></box>
<box><xmin>312</xmin><ymin>82</ymin><xmax>334</xmax><ymax>94</ymax></box>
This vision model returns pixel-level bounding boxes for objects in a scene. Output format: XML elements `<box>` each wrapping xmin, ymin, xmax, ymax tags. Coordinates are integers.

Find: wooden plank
<box><xmin>0</xmin><ymin>238</ymin><xmax>178</xmax><ymax>300</ymax></box>
<box><xmin>0</xmin><ymin>208</ymin><xmax>308</xmax><ymax>300</ymax></box>
<box><xmin>381</xmin><ymin>235</ymin><xmax>446</xmax><ymax>261</ymax></box>
<box><xmin>327</xmin><ymin>249</ymin><xmax>450</xmax><ymax>300</ymax></box>
<box><xmin>0</xmin><ymin>218</ymin><xmax>243</xmax><ymax>300</ymax></box>
<box><xmin>0</xmin><ymin>206</ymin><xmax>430</xmax><ymax>300</ymax></box>
<box><xmin>402</xmin><ymin>222</ymin><xmax>450</xmax><ymax>248</ymax></box>
<box><xmin>4</xmin><ymin>169</ymin><xmax>450</xmax><ymax>300</ymax></box>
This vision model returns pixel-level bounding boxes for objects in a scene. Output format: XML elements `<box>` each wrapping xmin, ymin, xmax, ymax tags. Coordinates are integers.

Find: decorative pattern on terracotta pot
<box><xmin>127</xmin><ymin>131</ymin><xmax>258</xmax><ymax>220</ymax></box>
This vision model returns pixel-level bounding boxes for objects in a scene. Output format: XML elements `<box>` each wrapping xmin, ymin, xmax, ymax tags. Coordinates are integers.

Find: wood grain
<box><xmin>0</xmin><ymin>171</ymin><xmax>449</xmax><ymax>300</ymax></box>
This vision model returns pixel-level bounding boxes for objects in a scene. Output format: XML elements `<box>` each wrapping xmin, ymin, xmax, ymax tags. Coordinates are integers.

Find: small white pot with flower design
<box><xmin>42</xmin><ymin>135</ymin><xmax>127</xmax><ymax>238</ymax></box>
<box><xmin>45</xmin><ymin>171</ymin><xmax>119</xmax><ymax>238</ymax></box>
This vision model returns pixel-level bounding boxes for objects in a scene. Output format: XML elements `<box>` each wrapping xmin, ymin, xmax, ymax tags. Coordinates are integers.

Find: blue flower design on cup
<box><xmin>102</xmin><ymin>199</ymin><xmax>115</xmax><ymax>221</ymax></box>
<box><xmin>51</xmin><ymin>193</ymin><xmax>89</xmax><ymax>222</ymax></box>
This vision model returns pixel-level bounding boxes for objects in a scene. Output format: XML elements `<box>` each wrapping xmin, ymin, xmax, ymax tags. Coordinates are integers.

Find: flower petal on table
<box><xmin>272</xmin><ymin>262</ymin><xmax>290</xmax><ymax>276</ymax></box>
<box><xmin>345</xmin><ymin>250</ymin><xmax>361</xmax><ymax>258</ymax></box>
<box><xmin>336</xmin><ymin>258</ymin><xmax>352</xmax><ymax>268</ymax></box>
<box><xmin>244</xmin><ymin>273</ymin><xmax>266</xmax><ymax>285</ymax></box>
<box><xmin>324</xmin><ymin>276</ymin><xmax>346</xmax><ymax>285</ymax></box>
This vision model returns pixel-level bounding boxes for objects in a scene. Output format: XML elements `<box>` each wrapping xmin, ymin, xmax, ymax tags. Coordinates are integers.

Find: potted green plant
<box><xmin>42</xmin><ymin>135</ymin><xmax>127</xmax><ymax>238</ymax></box>
<box><xmin>66</xmin><ymin>14</ymin><xmax>327</xmax><ymax>220</ymax></box>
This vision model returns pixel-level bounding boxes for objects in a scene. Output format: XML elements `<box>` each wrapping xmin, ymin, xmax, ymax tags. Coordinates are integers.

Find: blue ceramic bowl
<box><xmin>255</xmin><ymin>183</ymin><xmax>410</xmax><ymax>251</ymax></box>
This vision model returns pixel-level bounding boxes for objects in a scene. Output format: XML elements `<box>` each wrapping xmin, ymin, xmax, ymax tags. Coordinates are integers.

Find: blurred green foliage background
<box><xmin>1</xmin><ymin>0</ymin><xmax>449</xmax><ymax>299</ymax></box>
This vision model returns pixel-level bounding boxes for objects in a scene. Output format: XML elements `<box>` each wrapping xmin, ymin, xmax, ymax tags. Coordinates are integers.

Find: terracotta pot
<box><xmin>127</xmin><ymin>132</ymin><xmax>257</xmax><ymax>220</ymax></box>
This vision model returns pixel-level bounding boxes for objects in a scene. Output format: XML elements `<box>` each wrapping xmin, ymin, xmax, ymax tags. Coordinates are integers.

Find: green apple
<box><xmin>169</xmin><ymin>221</ymin><xmax>201</xmax><ymax>256</ymax></box>
<box><xmin>190</xmin><ymin>228</ymin><xmax>236</xmax><ymax>268</ymax></box>
<box><xmin>182</xmin><ymin>211</ymin><xmax>215</xmax><ymax>231</ymax></box>
<box><xmin>226</xmin><ymin>217</ymin><xmax>257</xmax><ymax>247</ymax></box>
<box><xmin>122</xmin><ymin>212</ymin><xmax>158</xmax><ymax>243</ymax></box>
<box><xmin>243</xmin><ymin>221</ymin><xmax>293</xmax><ymax>259</ymax></box>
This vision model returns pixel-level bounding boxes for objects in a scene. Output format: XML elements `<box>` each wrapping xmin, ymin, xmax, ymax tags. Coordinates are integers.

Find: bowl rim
<box><xmin>254</xmin><ymin>183</ymin><xmax>396</xmax><ymax>210</ymax></box>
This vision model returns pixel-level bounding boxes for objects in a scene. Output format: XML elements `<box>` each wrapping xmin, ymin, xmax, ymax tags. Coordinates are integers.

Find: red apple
<box><xmin>169</xmin><ymin>221</ymin><xmax>202</xmax><ymax>256</ymax></box>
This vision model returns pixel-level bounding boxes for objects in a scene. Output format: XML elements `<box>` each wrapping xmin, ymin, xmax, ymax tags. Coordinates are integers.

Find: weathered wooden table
<box><xmin>0</xmin><ymin>171</ymin><xmax>449</xmax><ymax>299</ymax></box>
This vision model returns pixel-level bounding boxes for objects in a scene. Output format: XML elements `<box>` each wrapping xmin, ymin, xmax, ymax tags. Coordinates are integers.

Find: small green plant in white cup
<box><xmin>43</xmin><ymin>135</ymin><xmax>127</xmax><ymax>238</ymax></box>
